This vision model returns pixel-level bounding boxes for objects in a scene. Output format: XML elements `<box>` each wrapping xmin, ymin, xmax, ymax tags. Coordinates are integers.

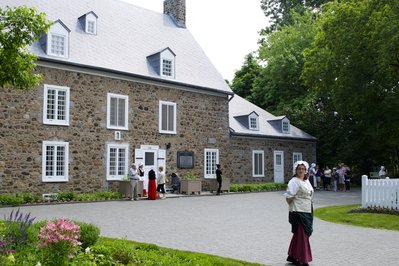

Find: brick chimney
<box><xmin>164</xmin><ymin>0</ymin><xmax>186</xmax><ymax>28</ymax></box>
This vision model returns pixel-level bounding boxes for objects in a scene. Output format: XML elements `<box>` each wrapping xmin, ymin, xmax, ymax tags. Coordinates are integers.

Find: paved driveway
<box><xmin>1</xmin><ymin>190</ymin><xmax>398</xmax><ymax>266</ymax></box>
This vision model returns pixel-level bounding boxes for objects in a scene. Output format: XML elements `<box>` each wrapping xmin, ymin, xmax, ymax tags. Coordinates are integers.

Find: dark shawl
<box><xmin>289</xmin><ymin>210</ymin><xmax>313</xmax><ymax>236</ymax></box>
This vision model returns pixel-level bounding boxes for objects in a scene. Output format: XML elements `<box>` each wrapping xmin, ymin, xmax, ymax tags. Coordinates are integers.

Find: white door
<box><xmin>274</xmin><ymin>150</ymin><xmax>284</xmax><ymax>183</ymax></box>
<box><xmin>135</xmin><ymin>146</ymin><xmax>166</xmax><ymax>190</ymax></box>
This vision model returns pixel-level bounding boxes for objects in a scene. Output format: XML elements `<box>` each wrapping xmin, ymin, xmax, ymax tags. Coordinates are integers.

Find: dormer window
<box><xmin>282</xmin><ymin>118</ymin><xmax>290</xmax><ymax>133</ymax></box>
<box><xmin>87</xmin><ymin>20</ymin><xmax>96</xmax><ymax>34</ymax></box>
<box><xmin>147</xmin><ymin>47</ymin><xmax>176</xmax><ymax>79</ymax></box>
<box><xmin>44</xmin><ymin>20</ymin><xmax>70</xmax><ymax>58</ymax></box>
<box><xmin>162</xmin><ymin>59</ymin><xmax>173</xmax><ymax>77</ymax></box>
<box><xmin>248</xmin><ymin>112</ymin><xmax>259</xmax><ymax>130</ymax></box>
<box><xmin>78</xmin><ymin>11</ymin><xmax>98</xmax><ymax>35</ymax></box>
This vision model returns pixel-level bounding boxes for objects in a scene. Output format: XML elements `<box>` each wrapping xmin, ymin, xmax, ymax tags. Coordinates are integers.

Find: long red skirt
<box><xmin>288</xmin><ymin>222</ymin><xmax>312</xmax><ymax>263</ymax></box>
<box><xmin>148</xmin><ymin>179</ymin><xmax>157</xmax><ymax>200</ymax></box>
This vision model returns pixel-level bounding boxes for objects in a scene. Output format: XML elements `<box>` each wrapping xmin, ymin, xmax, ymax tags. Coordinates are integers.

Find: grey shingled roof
<box><xmin>2</xmin><ymin>0</ymin><xmax>232</xmax><ymax>94</ymax></box>
<box><xmin>229</xmin><ymin>94</ymin><xmax>316</xmax><ymax>141</ymax></box>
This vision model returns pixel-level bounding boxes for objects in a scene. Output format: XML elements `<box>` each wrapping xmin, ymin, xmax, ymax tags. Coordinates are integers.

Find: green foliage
<box><xmin>0</xmin><ymin>194</ymin><xmax>23</xmax><ymax>205</ymax></box>
<box><xmin>301</xmin><ymin>0</ymin><xmax>399</xmax><ymax>173</ymax></box>
<box><xmin>15</xmin><ymin>193</ymin><xmax>41</xmax><ymax>203</ymax></box>
<box><xmin>4</xmin><ymin>208</ymin><xmax>36</xmax><ymax>250</ymax></box>
<box><xmin>315</xmin><ymin>204</ymin><xmax>399</xmax><ymax>231</ymax></box>
<box><xmin>260</xmin><ymin>0</ymin><xmax>330</xmax><ymax>33</ymax></box>
<box><xmin>181</xmin><ymin>171</ymin><xmax>199</xmax><ymax>180</ymax></box>
<box><xmin>230</xmin><ymin>182</ymin><xmax>287</xmax><ymax>192</ymax></box>
<box><xmin>0</xmin><ymin>6</ymin><xmax>51</xmax><ymax>89</ymax></box>
<box><xmin>231</xmin><ymin>53</ymin><xmax>262</xmax><ymax>100</ymax></box>
<box><xmin>76</xmin><ymin>222</ymin><xmax>101</xmax><ymax>250</ymax></box>
<box><xmin>97</xmin><ymin>237</ymin><xmax>262</xmax><ymax>266</ymax></box>
<box><xmin>0</xmin><ymin>191</ymin><xmax>123</xmax><ymax>206</ymax></box>
<box><xmin>58</xmin><ymin>191</ymin><xmax>77</xmax><ymax>201</ymax></box>
<box><xmin>0</xmin><ymin>219</ymin><xmax>261</xmax><ymax>265</ymax></box>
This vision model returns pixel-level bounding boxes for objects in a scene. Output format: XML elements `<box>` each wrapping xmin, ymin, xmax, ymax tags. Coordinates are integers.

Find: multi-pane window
<box><xmin>87</xmin><ymin>20</ymin><xmax>95</xmax><ymax>34</ymax></box>
<box><xmin>42</xmin><ymin>141</ymin><xmax>69</xmax><ymax>182</ymax></box>
<box><xmin>43</xmin><ymin>85</ymin><xmax>70</xmax><ymax>126</ymax></box>
<box><xmin>253</xmin><ymin>150</ymin><xmax>264</xmax><ymax>177</ymax></box>
<box><xmin>50</xmin><ymin>34</ymin><xmax>65</xmax><ymax>56</ymax></box>
<box><xmin>107</xmin><ymin>144</ymin><xmax>129</xmax><ymax>180</ymax></box>
<box><xmin>159</xmin><ymin>101</ymin><xmax>176</xmax><ymax>134</ymax></box>
<box><xmin>293</xmin><ymin>152</ymin><xmax>303</xmax><ymax>172</ymax></box>
<box><xmin>204</xmin><ymin>149</ymin><xmax>219</xmax><ymax>178</ymax></box>
<box><xmin>162</xmin><ymin>59</ymin><xmax>173</xmax><ymax>77</ymax></box>
<box><xmin>282</xmin><ymin>120</ymin><xmax>290</xmax><ymax>133</ymax></box>
<box><xmin>107</xmin><ymin>93</ymin><xmax>128</xmax><ymax>130</ymax></box>
<box><xmin>250</xmin><ymin>117</ymin><xmax>257</xmax><ymax>129</ymax></box>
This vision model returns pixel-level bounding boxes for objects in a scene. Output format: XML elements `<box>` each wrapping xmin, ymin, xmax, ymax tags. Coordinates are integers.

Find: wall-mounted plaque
<box><xmin>177</xmin><ymin>151</ymin><xmax>194</xmax><ymax>169</ymax></box>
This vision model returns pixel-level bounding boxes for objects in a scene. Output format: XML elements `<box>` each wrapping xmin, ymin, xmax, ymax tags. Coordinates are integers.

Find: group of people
<box><xmin>129</xmin><ymin>163</ymin><xmax>168</xmax><ymax>201</ymax></box>
<box><xmin>308</xmin><ymin>163</ymin><xmax>352</xmax><ymax>192</ymax></box>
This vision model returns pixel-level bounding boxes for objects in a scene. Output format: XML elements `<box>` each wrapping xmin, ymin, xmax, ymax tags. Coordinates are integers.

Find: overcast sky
<box><xmin>121</xmin><ymin>0</ymin><xmax>269</xmax><ymax>82</ymax></box>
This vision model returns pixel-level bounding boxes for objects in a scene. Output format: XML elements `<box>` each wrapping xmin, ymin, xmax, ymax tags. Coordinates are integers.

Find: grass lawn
<box><xmin>314</xmin><ymin>204</ymin><xmax>399</xmax><ymax>231</ymax></box>
<box><xmin>96</xmin><ymin>237</ymin><xmax>263</xmax><ymax>266</ymax></box>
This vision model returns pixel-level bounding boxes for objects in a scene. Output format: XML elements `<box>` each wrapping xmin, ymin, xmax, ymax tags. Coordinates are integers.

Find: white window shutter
<box><xmin>158</xmin><ymin>149</ymin><xmax>166</xmax><ymax>170</ymax></box>
<box><xmin>135</xmin><ymin>149</ymin><xmax>144</xmax><ymax>165</ymax></box>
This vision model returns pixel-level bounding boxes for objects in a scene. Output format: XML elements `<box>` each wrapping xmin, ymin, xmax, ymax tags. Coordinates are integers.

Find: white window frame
<box><xmin>43</xmin><ymin>84</ymin><xmax>70</xmax><ymax>126</ymax></box>
<box><xmin>160</xmin><ymin>49</ymin><xmax>175</xmax><ymax>79</ymax></box>
<box><xmin>162</xmin><ymin>59</ymin><xmax>173</xmax><ymax>77</ymax></box>
<box><xmin>86</xmin><ymin>19</ymin><xmax>96</xmax><ymax>34</ymax></box>
<box><xmin>248</xmin><ymin>113</ymin><xmax>259</xmax><ymax>130</ymax></box>
<box><xmin>293</xmin><ymin>152</ymin><xmax>302</xmax><ymax>173</ymax></box>
<box><xmin>107</xmin><ymin>93</ymin><xmax>129</xmax><ymax>130</ymax></box>
<box><xmin>204</xmin><ymin>148</ymin><xmax>219</xmax><ymax>179</ymax></box>
<box><xmin>252</xmin><ymin>150</ymin><xmax>264</xmax><ymax>177</ymax></box>
<box><xmin>159</xmin><ymin>100</ymin><xmax>177</xmax><ymax>134</ymax></box>
<box><xmin>42</xmin><ymin>141</ymin><xmax>69</xmax><ymax>182</ymax></box>
<box><xmin>46</xmin><ymin>22</ymin><xmax>69</xmax><ymax>58</ymax></box>
<box><xmin>293</xmin><ymin>152</ymin><xmax>303</xmax><ymax>166</ymax></box>
<box><xmin>106</xmin><ymin>143</ymin><xmax>129</xmax><ymax>180</ymax></box>
<box><xmin>282</xmin><ymin>118</ymin><xmax>290</xmax><ymax>134</ymax></box>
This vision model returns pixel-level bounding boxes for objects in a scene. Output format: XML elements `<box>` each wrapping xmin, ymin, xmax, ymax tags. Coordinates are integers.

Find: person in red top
<box><xmin>147</xmin><ymin>168</ymin><xmax>157</xmax><ymax>200</ymax></box>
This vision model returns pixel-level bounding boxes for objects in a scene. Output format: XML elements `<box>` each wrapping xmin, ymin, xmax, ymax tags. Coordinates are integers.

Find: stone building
<box><xmin>0</xmin><ymin>0</ymin><xmax>315</xmax><ymax>194</ymax></box>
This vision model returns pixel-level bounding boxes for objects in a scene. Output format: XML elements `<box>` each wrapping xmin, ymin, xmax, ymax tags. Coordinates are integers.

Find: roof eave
<box><xmin>37</xmin><ymin>57</ymin><xmax>234</xmax><ymax>96</ymax></box>
<box><xmin>230</xmin><ymin>131</ymin><xmax>317</xmax><ymax>142</ymax></box>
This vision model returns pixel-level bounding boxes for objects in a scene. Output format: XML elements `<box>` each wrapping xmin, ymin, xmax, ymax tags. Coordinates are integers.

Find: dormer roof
<box><xmin>229</xmin><ymin>94</ymin><xmax>316</xmax><ymax>141</ymax></box>
<box><xmin>53</xmin><ymin>19</ymin><xmax>71</xmax><ymax>32</ymax></box>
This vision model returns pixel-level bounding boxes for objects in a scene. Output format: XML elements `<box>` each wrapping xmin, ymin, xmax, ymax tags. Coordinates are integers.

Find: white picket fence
<box><xmin>361</xmin><ymin>175</ymin><xmax>399</xmax><ymax>210</ymax></box>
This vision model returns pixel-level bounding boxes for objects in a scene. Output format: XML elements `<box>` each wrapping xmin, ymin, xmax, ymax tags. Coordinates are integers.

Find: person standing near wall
<box><xmin>284</xmin><ymin>160</ymin><xmax>314</xmax><ymax>266</ymax></box>
<box><xmin>156</xmin><ymin>166</ymin><xmax>167</xmax><ymax>199</ymax></box>
<box><xmin>216</xmin><ymin>164</ymin><xmax>223</xmax><ymax>195</ymax></box>
<box><xmin>378</xmin><ymin>166</ymin><xmax>387</xmax><ymax>179</ymax></box>
<box><xmin>138</xmin><ymin>163</ymin><xmax>145</xmax><ymax>196</ymax></box>
<box><xmin>309</xmin><ymin>163</ymin><xmax>317</xmax><ymax>189</ymax></box>
<box><xmin>129</xmin><ymin>163</ymin><xmax>139</xmax><ymax>200</ymax></box>
<box><xmin>148</xmin><ymin>168</ymin><xmax>157</xmax><ymax>200</ymax></box>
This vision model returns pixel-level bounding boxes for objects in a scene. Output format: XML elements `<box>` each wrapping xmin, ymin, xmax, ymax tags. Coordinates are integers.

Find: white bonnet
<box><xmin>294</xmin><ymin>160</ymin><xmax>309</xmax><ymax>173</ymax></box>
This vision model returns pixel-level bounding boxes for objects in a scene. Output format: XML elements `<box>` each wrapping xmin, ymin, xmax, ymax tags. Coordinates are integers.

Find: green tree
<box><xmin>302</xmin><ymin>0</ymin><xmax>399</xmax><ymax>174</ymax></box>
<box><xmin>260</xmin><ymin>0</ymin><xmax>330</xmax><ymax>32</ymax></box>
<box><xmin>254</xmin><ymin>11</ymin><xmax>317</xmax><ymax>116</ymax></box>
<box><xmin>230</xmin><ymin>53</ymin><xmax>262</xmax><ymax>100</ymax></box>
<box><xmin>0</xmin><ymin>6</ymin><xmax>50</xmax><ymax>89</ymax></box>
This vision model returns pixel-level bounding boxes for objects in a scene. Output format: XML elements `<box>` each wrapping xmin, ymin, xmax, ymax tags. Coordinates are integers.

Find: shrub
<box><xmin>58</xmin><ymin>191</ymin><xmax>77</xmax><ymax>201</ymax></box>
<box><xmin>76</xmin><ymin>222</ymin><xmax>101</xmax><ymax>249</ymax></box>
<box><xmin>230</xmin><ymin>183</ymin><xmax>287</xmax><ymax>192</ymax></box>
<box><xmin>0</xmin><ymin>195</ymin><xmax>23</xmax><ymax>206</ymax></box>
<box><xmin>15</xmin><ymin>193</ymin><xmax>41</xmax><ymax>203</ymax></box>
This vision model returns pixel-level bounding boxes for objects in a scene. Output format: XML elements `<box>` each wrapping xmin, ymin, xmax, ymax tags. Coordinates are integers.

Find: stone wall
<box><xmin>0</xmin><ymin>66</ymin><xmax>230</xmax><ymax>194</ymax></box>
<box><xmin>225</xmin><ymin>136</ymin><xmax>317</xmax><ymax>183</ymax></box>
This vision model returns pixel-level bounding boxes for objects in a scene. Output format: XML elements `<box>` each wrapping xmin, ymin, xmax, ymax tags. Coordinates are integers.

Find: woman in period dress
<box><xmin>285</xmin><ymin>160</ymin><xmax>314</xmax><ymax>266</ymax></box>
<box><xmin>147</xmin><ymin>168</ymin><xmax>157</xmax><ymax>200</ymax></box>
